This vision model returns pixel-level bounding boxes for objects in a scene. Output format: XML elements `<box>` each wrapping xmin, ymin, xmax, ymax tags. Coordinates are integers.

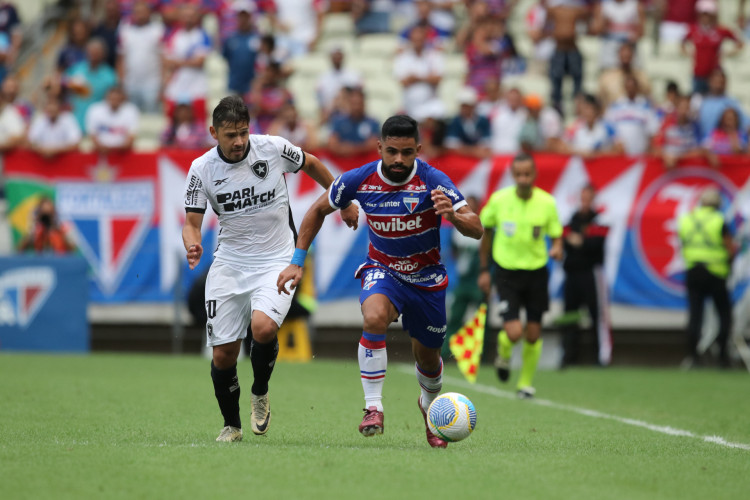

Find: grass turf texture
<box><xmin>1</xmin><ymin>353</ymin><xmax>749</xmax><ymax>499</ymax></box>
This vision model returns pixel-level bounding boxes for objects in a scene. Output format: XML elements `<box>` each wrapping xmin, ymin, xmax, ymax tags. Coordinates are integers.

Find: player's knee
<box><xmin>213</xmin><ymin>347</ymin><xmax>238</xmax><ymax>369</ymax></box>
<box><xmin>251</xmin><ymin>322</ymin><xmax>279</xmax><ymax>344</ymax></box>
<box><xmin>362</xmin><ymin>308</ymin><xmax>390</xmax><ymax>332</ymax></box>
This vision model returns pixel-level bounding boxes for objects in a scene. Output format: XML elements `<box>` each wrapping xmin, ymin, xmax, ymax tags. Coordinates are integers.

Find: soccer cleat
<box><xmin>251</xmin><ymin>393</ymin><xmax>271</xmax><ymax>435</ymax></box>
<box><xmin>359</xmin><ymin>406</ymin><xmax>384</xmax><ymax>436</ymax></box>
<box><xmin>517</xmin><ymin>387</ymin><xmax>536</xmax><ymax>400</ymax></box>
<box><xmin>216</xmin><ymin>425</ymin><xmax>243</xmax><ymax>442</ymax></box>
<box><xmin>494</xmin><ymin>355</ymin><xmax>511</xmax><ymax>382</ymax></box>
<box><xmin>418</xmin><ymin>397</ymin><xmax>448</xmax><ymax>449</ymax></box>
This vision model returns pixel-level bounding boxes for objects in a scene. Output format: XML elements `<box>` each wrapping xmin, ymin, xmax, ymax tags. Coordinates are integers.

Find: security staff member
<box><xmin>478</xmin><ymin>153</ymin><xmax>563</xmax><ymax>399</ymax></box>
<box><xmin>678</xmin><ymin>187</ymin><xmax>736</xmax><ymax>368</ymax></box>
<box><xmin>560</xmin><ymin>184</ymin><xmax>611</xmax><ymax>367</ymax></box>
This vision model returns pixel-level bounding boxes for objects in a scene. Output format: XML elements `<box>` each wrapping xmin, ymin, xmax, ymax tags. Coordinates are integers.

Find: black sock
<box><xmin>210</xmin><ymin>361</ymin><xmax>241</xmax><ymax>428</ymax></box>
<box><xmin>250</xmin><ymin>337</ymin><xmax>279</xmax><ymax>396</ymax></box>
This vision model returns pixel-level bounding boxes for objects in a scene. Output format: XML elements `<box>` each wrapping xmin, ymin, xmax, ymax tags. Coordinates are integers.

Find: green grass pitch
<box><xmin>1</xmin><ymin>353</ymin><xmax>749</xmax><ymax>499</ymax></box>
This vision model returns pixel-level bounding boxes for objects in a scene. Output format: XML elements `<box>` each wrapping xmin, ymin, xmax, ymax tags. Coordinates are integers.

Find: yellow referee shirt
<box><xmin>480</xmin><ymin>186</ymin><xmax>563</xmax><ymax>270</ymax></box>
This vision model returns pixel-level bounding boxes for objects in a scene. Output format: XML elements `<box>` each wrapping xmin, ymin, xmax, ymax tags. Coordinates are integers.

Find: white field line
<box><xmin>397</xmin><ymin>366</ymin><xmax>750</xmax><ymax>451</ymax></box>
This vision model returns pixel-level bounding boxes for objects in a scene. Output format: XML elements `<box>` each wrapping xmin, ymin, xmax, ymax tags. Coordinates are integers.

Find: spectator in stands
<box><xmin>694</xmin><ymin>68</ymin><xmax>749</xmax><ymax>139</ymax></box>
<box><xmin>2</xmin><ymin>76</ymin><xmax>32</xmax><ymax>125</ymax></box>
<box><xmin>652</xmin><ymin>95</ymin><xmax>703</xmax><ymax>169</ymax></box>
<box><xmin>465</xmin><ymin>16</ymin><xmax>512</xmax><ymax>98</ymax></box>
<box><xmin>547</xmin><ymin>0</ymin><xmax>589</xmax><ymax>112</ymax></box>
<box><xmin>526</xmin><ymin>0</ymin><xmax>555</xmax><ymax>74</ymax></box>
<box><xmin>316</xmin><ymin>46</ymin><xmax>362</xmax><ymax>124</ymax></box>
<box><xmin>27</xmin><ymin>96</ymin><xmax>82</xmax><ymax>158</ymax></box>
<box><xmin>703</xmin><ymin>108</ymin><xmax>749</xmax><ymax>161</ymax></box>
<box><xmin>57</xmin><ymin>18</ymin><xmax>90</xmax><ymax>74</ymax></box>
<box><xmin>65</xmin><ymin>37</ymin><xmax>118</xmax><ymax>130</ymax></box>
<box><xmin>444</xmin><ymin>86</ymin><xmax>491</xmax><ymax>158</ymax></box>
<box><xmin>399</xmin><ymin>0</ymin><xmax>451</xmax><ymax>51</ymax></box>
<box><xmin>656</xmin><ymin>0</ymin><xmax>697</xmax><ymax>43</ymax></box>
<box><xmin>117</xmin><ymin>0</ymin><xmax>164</xmax><ymax>113</ymax></box>
<box><xmin>454</xmin><ymin>0</ymin><xmax>489</xmax><ymax>51</ymax></box>
<box><xmin>741</xmin><ymin>0</ymin><xmax>750</xmax><ymax>39</ymax></box>
<box><xmin>0</xmin><ymin>87</ymin><xmax>24</xmax><ymax>153</ymax></box>
<box><xmin>489</xmin><ymin>87</ymin><xmax>526</xmax><ymax>155</ymax></box>
<box><xmin>563</xmin><ymin>94</ymin><xmax>620</xmax><ymax>158</ymax></box>
<box><xmin>17</xmin><ymin>196</ymin><xmax>76</xmax><ymax>255</ymax></box>
<box><xmin>599</xmin><ymin>42</ymin><xmax>652</xmax><ymax>110</ymax></box>
<box><xmin>393</xmin><ymin>24</ymin><xmax>445</xmax><ymax>120</ymax></box>
<box><xmin>254</xmin><ymin>34</ymin><xmax>292</xmax><ymax>79</ymax></box>
<box><xmin>222</xmin><ymin>1</ymin><xmax>260</xmax><ymax>97</ymax></box>
<box><xmin>268</xmin><ymin>101</ymin><xmax>317</xmax><ymax>151</ymax></box>
<box><xmin>656</xmin><ymin>80</ymin><xmax>680</xmax><ymax>120</ymax></box>
<box><xmin>352</xmin><ymin>0</ymin><xmax>393</xmax><ymax>36</ymax></box>
<box><xmin>92</xmin><ymin>0</ymin><xmax>122</xmax><ymax>69</ymax></box>
<box><xmin>246</xmin><ymin>61</ymin><xmax>294</xmax><ymax>134</ymax></box>
<box><xmin>161</xmin><ymin>100</ymin><xmax>215</xmax><ymax>150</ymax></box>
<box><xmin>682</xmin><ymin>0</ymin><xmax>743</xmax><ymax>95</ymax></box>
<box><xmin>85</xmin><ymin>85</ymin><xmax>139</xmax><ymax>154</ymax></box>
<box><xmin>213</xmin><ymin>0</ymin><xmax>276</xmax><ymax>45</ymax></box>
<box><xmin>162</xmin><ymin>2</ymin><xmax>212</xmax><ymax>124</ymax></box>
<box><xmin>591</xmin><ymin>0</ymin><xmax>645</xmax><ymax>70</ymax></box>
<box><xmin>327</xmin><ymin>87</ymin><xmax>379</xmax><ymax>157</ymax></box>
<box><xmin>476</xmin><ymin>77</ymin><xmax>502</xmax><ymax>117</ymax></box>
<box><xmin>0</xmin><ymin>0</ymin><xmax>21</xmax><ymax>69</ymax></box>
<box><xmin>519</xmin><ymin>93</ymin><xmax>563</xmax><ymax>154</ymax></box>
<box><xmin>415</xmin><ymin>102</ymin><xmax>447</xmax><ymax>160</ymax></box>
<box><xmin>274</xmin><ymin>0</ymin><xmax>325</xmax><ymax>57</ymax></box>
<box><xmin>604</xmin><ymin>75</ymin><xmax>660</xmax><ymax>156</ymax></box>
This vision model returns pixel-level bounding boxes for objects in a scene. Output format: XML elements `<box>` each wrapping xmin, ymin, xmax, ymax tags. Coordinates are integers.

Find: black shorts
<box><xmin>493</xmin><ymin>265</ymin><xmax>549</xmax><ymax>323</ymax></box>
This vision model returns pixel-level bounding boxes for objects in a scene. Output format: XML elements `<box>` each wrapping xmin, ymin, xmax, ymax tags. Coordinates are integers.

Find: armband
<box><xmin>290</xmin><ymin>248</ymin><xmax>308</xmax><ymax>267</ymax></box>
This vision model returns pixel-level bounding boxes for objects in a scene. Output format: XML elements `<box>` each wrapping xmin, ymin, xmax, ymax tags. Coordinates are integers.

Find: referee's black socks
<box><xmin>250</xmin><ymin>337</ymin><xmax>279</xmax><ymax>396</ymax></box>
<box><xmin>211</xmin><ymin>361</ymin><xmax>241</xmax><ymax>429</ymax></box>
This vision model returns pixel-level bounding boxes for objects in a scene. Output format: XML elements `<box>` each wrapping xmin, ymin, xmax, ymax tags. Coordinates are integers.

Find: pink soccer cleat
<box><xmin>359</xmin><ymin>406</ymin><xmax>384</xmax><ymax>436</ymax></box>
<box><xmin>418</xmin><ymin>397</ymin><xmax>448</xmax><ymax>449</ymax></box>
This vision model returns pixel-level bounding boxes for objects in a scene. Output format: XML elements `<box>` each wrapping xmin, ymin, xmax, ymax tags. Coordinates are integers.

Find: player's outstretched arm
<box><xmin>300</xmin><ymin>152</ymin><xmax>359</xmax><ymax>228</ymax></box>
<box><xmin>183</xmin><ymin>211</ymin><xmax>204</xmax><ymax>270</ymax></box>
<box><xmin>277</xmin><ymin>192</ymin><xmax>338</xmax><ymax>295</ymax></box>
<box><xmin>431</xmin><ymin>190</ymin><xmax>484</xmax><ymax>239</ymax></box>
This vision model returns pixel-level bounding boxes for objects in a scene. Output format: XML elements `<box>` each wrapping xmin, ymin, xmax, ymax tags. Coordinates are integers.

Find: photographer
<box><xmin>18</xmin><ymin>196</ymin><xmax>76</xmax><ymax>254</ymax></box>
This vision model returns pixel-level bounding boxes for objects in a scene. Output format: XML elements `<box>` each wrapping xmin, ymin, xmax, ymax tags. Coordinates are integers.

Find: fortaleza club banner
<box><xmin>4</xmin><ymin>151</ymin><xmax>750</xmax><ymax>307</ymax></box>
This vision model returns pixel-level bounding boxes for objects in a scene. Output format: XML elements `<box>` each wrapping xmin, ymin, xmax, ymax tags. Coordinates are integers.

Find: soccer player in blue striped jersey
<box><xmin>277</xmin><ymin>115</ymin><xmax>483</xmax><ymax>447</ymax></box>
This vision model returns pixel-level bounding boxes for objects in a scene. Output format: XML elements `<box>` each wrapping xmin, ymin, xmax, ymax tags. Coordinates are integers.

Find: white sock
<box><xmin>416</xmin><ymin>359</ymin><xmax>443</xmax><ymax>412</ymax></box>
<box><xmin>358</xmin><ymin>332</ymin><xmax>387</xmax><ymax>412</ymax></box>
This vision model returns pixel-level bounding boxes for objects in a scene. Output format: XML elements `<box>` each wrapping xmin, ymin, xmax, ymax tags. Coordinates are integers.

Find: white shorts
<box><xmin>204</xmin><ymin>260</ymin><xmax>294</xmax><ymax>347</ymax></box>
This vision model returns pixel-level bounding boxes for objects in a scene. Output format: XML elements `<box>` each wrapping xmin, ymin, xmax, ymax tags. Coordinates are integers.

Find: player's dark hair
<box><xmin>381</xmin><ymin>115</ymin><xmax>419</xmax><ymax>142</ymax></box>
<box><xmin>512</xmin><ymin>152</ymin><xmax>536</xmax><ymax>169</ymax></box>
<box><xmin>212</xmin><ymin>95</ymin><xmax>250</xmax><ymax>130</ymax></box>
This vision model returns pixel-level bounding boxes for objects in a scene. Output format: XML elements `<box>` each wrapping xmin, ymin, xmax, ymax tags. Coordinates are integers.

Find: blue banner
<box><xmin>0</xmin><ymin>256</ymin><xmax>89</xmax><ymax>352</ymax></box>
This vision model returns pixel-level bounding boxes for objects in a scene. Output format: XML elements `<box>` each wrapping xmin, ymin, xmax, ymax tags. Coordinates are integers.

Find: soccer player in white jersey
<box><xmin>182</xmin><ymin>95</ymin><xmax>359</xmax><ymax>442</ymax></box>
<box><xmin>277</xmin><ymin>115</ymin><xmax>483</xmax><ymax>447</ymax></box>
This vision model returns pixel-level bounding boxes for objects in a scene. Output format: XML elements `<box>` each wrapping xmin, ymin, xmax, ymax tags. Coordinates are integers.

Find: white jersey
<box><xmin>183</xmin><ymin>134</ymin><xmax>305</xmax><ymax>266</ymax></box>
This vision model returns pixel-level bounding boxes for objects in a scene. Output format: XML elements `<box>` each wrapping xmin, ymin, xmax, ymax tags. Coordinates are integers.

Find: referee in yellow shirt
<box><xmin>478</xmin><ymin>153</ymin><xmax>563</xmax><ymax>399</ymax></box>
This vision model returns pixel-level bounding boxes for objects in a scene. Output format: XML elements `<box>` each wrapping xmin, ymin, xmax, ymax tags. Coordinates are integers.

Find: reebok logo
<box><xmin>214</xmin><ymin>177</ymin><xmax>228</xmax><ymax>186</ymax></box>
<box><xmin>370</xmin><ymin>216</ymin><xmax>423</xmax><ymax>232</ymax></box>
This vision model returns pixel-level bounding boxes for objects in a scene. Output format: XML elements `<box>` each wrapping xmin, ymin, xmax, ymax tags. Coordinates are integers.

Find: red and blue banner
<box><xmin>4</xmin><ymin>151</ymin><xmax>749</xmax><ymax>309</ymax></box>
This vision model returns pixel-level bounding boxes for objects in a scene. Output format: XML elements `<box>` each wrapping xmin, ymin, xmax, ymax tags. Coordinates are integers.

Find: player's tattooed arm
<box><xmin>431</xmin><ymin>190</ymin><xmax>483</xmax><ymax>239</ymax></box>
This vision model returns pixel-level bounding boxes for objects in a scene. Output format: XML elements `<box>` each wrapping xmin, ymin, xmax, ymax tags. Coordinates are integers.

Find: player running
<box><xmin>182</xmin><ymin>96</ymin><xmax>358</xmax><ymax>442</ymax></box>
<box><xmin>277</xmin><ymin>115</ymin><xmax>483</xmax><ymax>448</ymax></box>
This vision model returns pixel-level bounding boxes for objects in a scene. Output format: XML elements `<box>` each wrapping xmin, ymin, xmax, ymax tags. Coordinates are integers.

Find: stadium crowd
<box><xmin>0</xmin><ymin>0</ymin><xmax>747</xmax><ymax>164</ymax></box>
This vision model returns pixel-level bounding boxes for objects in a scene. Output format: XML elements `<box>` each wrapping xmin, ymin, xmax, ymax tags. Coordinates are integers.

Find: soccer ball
<box><xmin>427</xmin><ymin>392</ymin><xmax>477</xmax><ymax>442</ymax></box>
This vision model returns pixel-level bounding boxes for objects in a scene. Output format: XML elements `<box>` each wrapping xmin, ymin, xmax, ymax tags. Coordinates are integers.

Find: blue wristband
<box><xmin>290</xmin><ymin>248</ymin><xmax>307</xmax><ymax>267</ymax></box>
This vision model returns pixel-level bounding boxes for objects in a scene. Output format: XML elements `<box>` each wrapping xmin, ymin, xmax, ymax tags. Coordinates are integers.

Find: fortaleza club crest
<box><xmin>0</xmin><ymin>266</ymin><xmax>56</xmax><ymax>329</ymax></box>
<box><xmin>251</xmin><ymin>160</ymin><xmax>268</xmax><ymax>179</ymax></box>
<box><xmin>403</xmin><ymin>196</ymin><xmax>419</xmax><ymax>213</ymax></box>
<box><xmin>633</xmin><ymin>168</ymin><xmax>736</xmax><ymax>292</ymax></box>
<box><xmin>56</xmin><ymin>181</ymin><xmax>154</xmax><ymax>296</ymax></box>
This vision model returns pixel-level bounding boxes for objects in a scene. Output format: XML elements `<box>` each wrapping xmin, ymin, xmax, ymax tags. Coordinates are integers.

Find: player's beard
<box><xmin>382</xmin><ymin>161</ymin><xmax>413</xmax><ymax>183</ymax></box>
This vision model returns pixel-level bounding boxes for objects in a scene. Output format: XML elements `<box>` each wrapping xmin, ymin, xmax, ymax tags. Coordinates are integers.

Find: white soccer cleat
<box><xmin>251</xmin><ymin>393</ymin><xmax>271</xmax><ymax>435</ymax></box>
<box><xmin>216</xmin><ymin>425</ymin><xmax>243</xmax><ymax>442</ymax></box>
<box><xmin>516</xmin><ymin>387</ymin><xmax>536</xmax><ymax>400</ymax></box>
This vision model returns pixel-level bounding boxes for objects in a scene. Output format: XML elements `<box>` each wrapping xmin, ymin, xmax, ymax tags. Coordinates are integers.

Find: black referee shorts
<box><xmin>493</xmin><ymin>265</ymin><xmax>550</xmax><ymax>324</ymax></box>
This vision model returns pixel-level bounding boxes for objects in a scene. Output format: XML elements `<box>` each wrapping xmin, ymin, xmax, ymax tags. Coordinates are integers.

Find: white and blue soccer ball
<box><xmin>427</xmin><ymin>392</ymin><xmax>477</xmax><ymax>442</ymax></box>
